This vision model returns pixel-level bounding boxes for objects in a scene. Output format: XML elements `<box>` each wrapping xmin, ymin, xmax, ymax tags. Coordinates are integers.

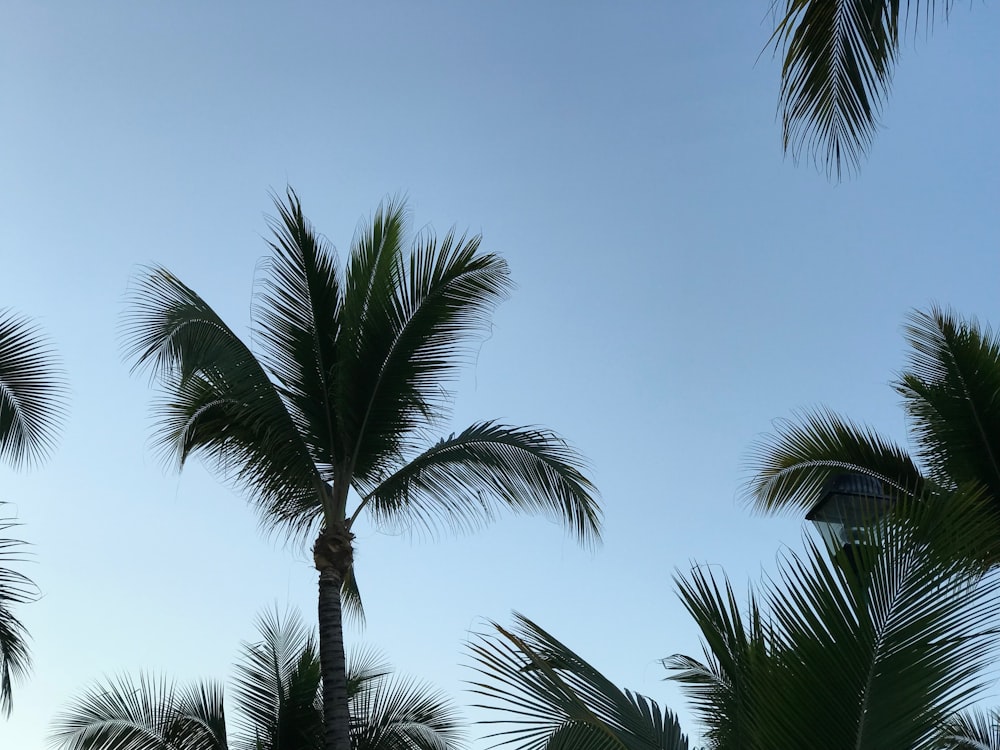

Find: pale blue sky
<box><xmin>2</xmin><ymin>1</ymin><xmax>999</xmax><ymax>747</ymax></box>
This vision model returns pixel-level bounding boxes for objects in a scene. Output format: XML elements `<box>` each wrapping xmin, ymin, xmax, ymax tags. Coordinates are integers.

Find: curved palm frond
<box><xmin>50</xmin><ymin>673</ymin><xmax>227</xmax><ymax>750</ymax></box>
<box><xmin>0</xmin><ymin>309</ymin><xmax>66</xmax><ymax>468</ymax></box>
<box><xmin>230</xmin><ymin>607</ymin><xmax>322</xmax><ymax>750</ymax></box>
<box><xmin>349</xmin><ymin>652</ymin><xmax>464</xmax><ymax>750</ymax></box>
<box><xmin>468</xmin><ymin>613</ymin><xmax>689</xmax><ymax>750</ymax></box>
<box><xmin>0</xmin><ymin>506</ymin><xmax>36</xmax><ymax>717</ymax></box>
<box><xmin>896</xmin><ymin>306</ymin><xmax>1000</xmax><ymax>500</ymax></box>
<box><xmin>255</xmin><ymin>189</ymin><xmax>344</xmax><ymax>481</ymax></box>
<box><xmin>122</xmin><ymin>267</ymin><xmax>324</xmax><ymax>538</ymax></box>
<box><xmin>938</xmin><ymin>708</ymin><xmax>1000</xmax><ymax>749</ymax></box>
<box><xmin>356</xmin><ymin>421</ymin><xmax>601</xmax><ymax>547</ymax></box>
<box><xmin>340</xmin><ymin>216</ymin><xmax>513</xmax><ymax>486</ymax></box>
<box><xmin>669</xmin><ymin>491</ymin><xmax>1000</xmax><ymax>750</ymax></box>
<box><xmin>745</xmin><ymin>406</ymin><xmax>926</xmax><ymax>515</ymax></box>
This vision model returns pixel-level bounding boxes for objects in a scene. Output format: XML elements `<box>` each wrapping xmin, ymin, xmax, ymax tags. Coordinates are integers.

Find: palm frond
<box><xmin>468</xmin><ymin>613</ymin><xmax>689</xmax><ymax>750</ymax></box>
<box><xmin>0</xmin><ymin>309</ymin><xmax>66</xmax><ymax>468</ymax></box>
<box><xmin>357</xmin><ymin>421</ymin><xmax>601</xmax><ymax>547</ymax></box>
<box><xmin>0</xmin><ymin>505</ymin><xmax>37</xmax><ymax>717</ymax></box>
<box><xmin>669</xmin><ymin>491</ymin><xmax>1000</xmax><ymax>750</ymax></box>
<box><xmin>50</xmin><ymin>673</ymin><xmax>227</xmax><ymax>750</ymax></box>
<box><xmin>938</xmin><ymin>708</ymin><xmax>1000</xmax><ymax>749</ymax></box>
<box><xmin>254</xmin><ymin>188</ymin><xmax>344</xmax><ymax>479</ymax></box>
<box><xmin>339</xmin><ymin>211</ymin><xmax>513</xmax><ymax>486</ymax></box>
<box><xmin>350</xmin><ymin>659</ymin><xmax>465</xmax><ymax>750</ymax></box>
<box><xmin>896</xmin><ymin>306</ymin><xmax>1000</xmax><ymax>500</ymax></box>
<box><xmin>745</xmin><ymin>406</ymin><xmax>925</xmax><ymax>515</ymax></box>
<box><xmin>230</xmin><ymin>607</ymin><xmax>322</xmax><ymax>750</ymax></box>
<box><xmin>122</xmin><ymin>267</ymin><xmax>325</xmax><ymax>539</ymax></box>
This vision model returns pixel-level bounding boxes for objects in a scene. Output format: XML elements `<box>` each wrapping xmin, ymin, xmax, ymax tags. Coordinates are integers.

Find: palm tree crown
<box><xmin>123</xmin><ymin>189</ymin><xmax>601</xmax><ymax>750</ymax></box>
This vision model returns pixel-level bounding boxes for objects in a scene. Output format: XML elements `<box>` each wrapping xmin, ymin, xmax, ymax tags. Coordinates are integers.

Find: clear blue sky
<box><xmin>2</xmin><ymin>1</ymin><xmax>999</xmax><ymax>747</ymax></box>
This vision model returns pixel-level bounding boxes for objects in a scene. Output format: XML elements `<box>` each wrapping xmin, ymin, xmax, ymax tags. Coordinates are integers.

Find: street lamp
<box><xmin>806</xmin><ymin>473</ymin><xmax>894</xmax><ymax>559</ymax></box>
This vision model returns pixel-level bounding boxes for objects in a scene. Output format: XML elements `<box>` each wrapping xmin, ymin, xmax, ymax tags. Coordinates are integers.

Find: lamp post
<box><xmin>806</xmin><ymin>473</ymin><xmax>894</xmax><ymax>561</ymax></box>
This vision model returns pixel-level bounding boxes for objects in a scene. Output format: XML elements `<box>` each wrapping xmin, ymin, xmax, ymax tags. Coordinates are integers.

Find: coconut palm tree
<box><xmin>0</xmin><ymin>310</ymin><xmax>66</xmax><ymax>715</ymax></box>
<box><xmin>470</xmin><ymin>492</ymin><xmax>1000</xmax><ymax>750</ymax></box>
<box><xmin>123</xmin><ymin>189</ymin><xmax>602</xmax><ymax>750</ymax></box>
<box><xmin>51</xmin><ymin>608</ymin><xmax>464</xmax><ymax>750</ymax></box>
<box><xmin>769</xmin><ymin>0</ymin><xmax>969</xmax><ymax>178</ymax></box>
<box><xmin>746</xmin><ymin>305</ymin><xmax>1000</xmax><ymax>566</ymax></box>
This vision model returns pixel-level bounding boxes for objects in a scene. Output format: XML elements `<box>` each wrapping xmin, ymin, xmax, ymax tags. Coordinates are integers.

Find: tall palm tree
<box><xmin>747</xmin><ymin>305</ymin><xmax>1000</xmax><ymax>566</ymax></box>
<box><xmin>470</xmin><ymin>492</ymin><xmax>1000</xmax><ymax>749</ymax></box>
<box><xmin>123</xmin><ymin>189</ymin><xmax>602</xmax><ymax>750</ymax></box>
<box><xmin>769</xmin><ymin>0</ymin><xmax>967</xmax><ymax>178</ymax></box>
<box><xmin>51</xmin><ymin>608</ymin><xmax>464</xmax><ymax>750</ymax></box>
<box><xmin>0</xmin><ymin>310</ymin><xmax>66</xmax><ymax>715</ymax></box>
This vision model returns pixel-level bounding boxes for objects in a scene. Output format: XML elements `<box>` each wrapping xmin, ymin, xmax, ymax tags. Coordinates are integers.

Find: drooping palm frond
<box><xmin>669</xmin><ymin>491</ymin><xmax>1000</xmax><ymax>750</ymax></box>
<box><xmin>468</xmin><ymin>613</ymin><xmax>689</xmax><ymax>750</ymax></box>
<box><xmin>356</xmin><ymin>421</ymin><xmax>601</xmax><ymax>547</ymax></box>
<box><xmin>230</xmin><ymin>607</ymin><xmax>322</xmax><ymax>750</ymax></box>
<box><xmin>937</xmin><ymin>708</ymin><xmax>1000</xmax><ymax>749</ymax></box>
<box><xmin>50</xmin><ymin>673</ymin><xmax>228</xmax><ymax>750</ymax></box>
<box><xmin>0</xmin><ymin>505</ymin><xmax>36</xmax><ymax>717</ymax></box>
<box><xmin>770</xmin><ymin>0</ymin><xmax>956</xmax><ymax>178</ymax></box>
<box><xmin>0</xmin><ymin>309</ymin><xmax>66</xmax><ymax>468</ymax></box>
<box><xmin>340</xmin><ymin>219</ymin><xmax>513</xmax><ymax>487</ymax></box>
<box><xmin>745</xmin><ymin>406</ymin><xmax>925</xmax><ymax>515</ymax></box>
<box><xmin>349</xmin><ymin>649</ymin><xmax>465</xmax><ymax>750</ymax></box>
<box><xmin>255</xmin><ymin>188</ymin><xmax>343</xmax><ymax>480</ymax></box>
<box><xmin>122</xmin><ymin>267</ymin><xmax>325</xmax><ymax>538</ymax></box>
<box><xmin>896</xmin><ymin>306</ymin><xmax>1000</xmax><ymax>501</ymax></box>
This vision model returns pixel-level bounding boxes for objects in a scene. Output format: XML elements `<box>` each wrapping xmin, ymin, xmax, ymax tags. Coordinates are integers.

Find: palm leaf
<box><xmin>254</xmin><ymin>188</ymin><xmax>344</xmax><ymax>482</ymax></box>
<box><xmin>122</xmin><ymin>267</ymin><xmax>325</xmax><ymax>539</ymax></box>
<box><xmin>230</xmin><ymin>607</ymin><xmax>322</xmax><ymax>750</ymax></box>
<box><xmin>0</xmin><ymin>309</ymin><xmax>66</xmax><ymax>468</ymax></box>
<box><xmin>349</xmin><ymin>653</ymin><xmax>465</xmax><ymax>750</ymax></box>
<box><xmin>896</xmin><ymin>306</ymin><xmax>1000</xmax><ymax>501</ymax></box>
<box><xmin>468</xmin><ymin>613</ymin><xmax>689</xmax><ymax>750</ymax></box>
<box><xmin>339</xmin><ymin>211</ymin><xmax>513</xmax><ymax>487</ymax></box>
<box><xmin>669</xmin><ymin>490</ymin><xmax>1000</xmax><ymax>750</ymax></box>
<box><xmin>356</xmin><ymin>421</ymin><xmax>601</xmax><ymax>546</ymax></box>
<box><xmin>50</xmin><ymin>673</ymin><xmax>227</xmax><ymax>750</ymax></box>
<box><xmin>745</xmin><ymin>406</ymin><xmax>925</xmax><ymax>515</ymax></box>
<box><xmin>0</xmin><ymin>504</ymin><xmax>37</xmax><ymax>717</ymax></box>
<box><xmin>938</xmin><ymin>708</ymin><xmax>1000</xmax><ymax>749</ymax></box>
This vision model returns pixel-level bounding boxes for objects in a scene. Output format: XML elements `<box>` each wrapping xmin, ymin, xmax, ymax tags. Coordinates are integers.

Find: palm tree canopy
<box><xmin>747</xmin><ymin>305</ymin><xmax>1000</xmax><ymax>563</ymax></box>
<box><xmin>0</xmin><ymin>309</ymin><xmax>65</xmax><ymax>468</ymax></box>
<box><xmin>123</xmin><ymin>189</ymin><xmax>601</xmax><ymax>547</ymax></box>
<box><xmin>468</xmin><ymin>613</ymin><xmax>689</xmax><ymax>750</ymax></box>
<box><xmin>51</xmin><ymin>608</ymin><xmax>464</xmax><ymax>750</ymax></box>
<box><xmin>770</xmin><ymin>0</ymin><xmax>959</xmax><ymax>178</ymax></box>
<box><xmin>937</xmin><ymin>709</ymin><xmax>1000</xmax><ymax>749</ymax></box>
<box><xmin>668</xmin><ymin>491</ymin><xmax>1000</xmax><ymax>750</ymax></box>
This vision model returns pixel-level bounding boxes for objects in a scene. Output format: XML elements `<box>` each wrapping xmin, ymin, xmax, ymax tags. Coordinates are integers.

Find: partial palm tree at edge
<box><xmin>122</xmin><ymin>189</ymin><xmax>602</xmax><ymax>750</ymax></box>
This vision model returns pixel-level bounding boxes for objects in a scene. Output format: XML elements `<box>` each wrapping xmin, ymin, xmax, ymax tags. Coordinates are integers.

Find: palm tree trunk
<box><xmin>318</xmin><ymin>566</ymin><xmax>351</xmax><ymax>750</ymax></box>
<box><xmin>315</xmin><ymin>524</ymin><xmax>355</xmax><ymax>750</ymax></box>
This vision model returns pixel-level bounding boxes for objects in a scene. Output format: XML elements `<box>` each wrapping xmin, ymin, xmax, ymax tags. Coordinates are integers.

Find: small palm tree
<box><xmin>747</xmin><ymin>305</ymin><xmax>1000</xmax><ymax>567</ymax></box>
<box><xmin>470</xmin><ymin>493</ymin><xmax>1000</xmax><ymax>749</ymax></box>
<box><xmin>51</xmin><ymin>608</ymin><xmax>464</xmax><ymax>750</ymax></box>
<box><xmin>123</xmin><ymin>189</ymin><xmax>602</xmax><ymax>750</ymax></box>
<box><xmin>0</xmin><ymin>310</ymin><xmax>66</xmax><ymax>715</ymax></box>
<box><xmin>769</xmin><ymin>0</ymin><xmax>969</xmax><ymax>178</ymax></box>
<box><xmin>937</xmin><ymin>709</ymin><xmax>1000</xmax><ymax>749</ymax></box>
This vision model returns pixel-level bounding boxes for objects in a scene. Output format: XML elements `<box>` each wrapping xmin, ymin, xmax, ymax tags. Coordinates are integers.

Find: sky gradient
<box><xmin>3</xmin><ymin>2</ymin><xmax>999</xmax><ymax>747</ymax></box>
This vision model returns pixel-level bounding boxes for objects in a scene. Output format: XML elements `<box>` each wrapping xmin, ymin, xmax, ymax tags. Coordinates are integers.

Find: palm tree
<box><xmin>122</xmin><ymin>189</ymin><xmax>602</xmax><ymax>750</ymax></box>
<box><xmin>0</xmin><ymin>310</ymin><xmax>66</xmax><ymax>715</ymax></box>
<box><xmin>747</xmin><ymin>305</ymin><xmax>1000</xmax><ymax>566</ymax></box>
<box><xmin>51</xmin><ymin>608</ymin><xmax>464</xmax><ymax>750</ymax></box>
<box><xmin>769</xmin><ymin>0</ymin><xmax>968</xmax><ymax>178</ymax></box>
<box><xmin>469</xmin><ymin>613</ymin><xmax>690</xmax><ymax>750</ymax></box>
<box><xmin>470</xmin><ymin>492</ymin><xmax>1000</xmax><ymax>749</ymax></box>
